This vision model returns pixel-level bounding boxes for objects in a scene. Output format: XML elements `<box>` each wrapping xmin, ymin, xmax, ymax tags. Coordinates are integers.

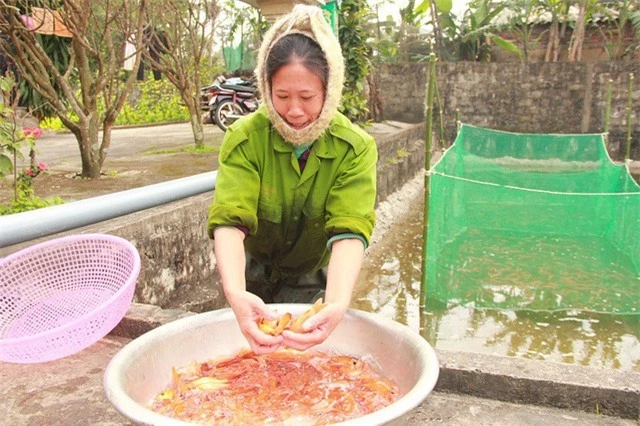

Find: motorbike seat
<box><xmin>221</xmin><ymin>83</ymin><xmax>256</xmax><ymax>94</ymax></box>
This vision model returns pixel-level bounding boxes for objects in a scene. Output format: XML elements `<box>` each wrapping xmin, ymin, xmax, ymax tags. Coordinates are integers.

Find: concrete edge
<box><xmin>435</xmin><ymin>349</ymin><xmax>640</xmax><ymax>420</ymax></box>
<box><xmin>109</xmin><ymin>302</ymin><xmax>195</xmax><ymax>339</ymax></box>
<box><xmin>110</xmin><ymin>303</ymin><xmax>640</xmax><ymax>421</ymax></box>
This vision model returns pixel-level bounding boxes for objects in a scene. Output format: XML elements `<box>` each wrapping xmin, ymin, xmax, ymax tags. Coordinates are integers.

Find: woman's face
<box><xmin>271</xmin><ymin>61</ymin><xmax>325</xmax><ymax>130</ymax></box>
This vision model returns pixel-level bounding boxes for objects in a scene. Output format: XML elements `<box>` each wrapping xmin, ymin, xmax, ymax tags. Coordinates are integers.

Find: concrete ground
<box><xmin>1</xmin><ymin>303</ymin><xmax>638</xmax><ymax>425</ymax></box>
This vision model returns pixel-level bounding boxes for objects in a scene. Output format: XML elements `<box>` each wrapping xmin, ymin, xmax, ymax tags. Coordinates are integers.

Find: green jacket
<box><xmin>207</xmin><ymin>106</ymin><xmax>377</xmax><ymax>279</ymax></box>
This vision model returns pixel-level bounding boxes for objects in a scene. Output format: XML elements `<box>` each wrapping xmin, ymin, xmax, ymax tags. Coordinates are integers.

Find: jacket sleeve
<box><xmin>207</xmin><ymin>128</ymin><xmax>261</xmax><ymax>239</ymax></box>
<box><xmin>324</xmin><ymin>136</ymin><xmax>377</xmax><ymax>245</ymax></box>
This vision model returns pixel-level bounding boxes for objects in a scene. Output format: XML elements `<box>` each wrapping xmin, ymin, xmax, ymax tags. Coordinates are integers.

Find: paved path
<box><xmin>32</xmin><ymin>122</ymin><xmax>223</xmax><ymax>170</ymax></box>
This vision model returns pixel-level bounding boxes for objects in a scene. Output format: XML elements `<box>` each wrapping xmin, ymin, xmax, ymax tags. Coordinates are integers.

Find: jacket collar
<box><xmin>273</xmin><ymin>126</ymin><xmax>337</xmax><ymax>159</ymax></box>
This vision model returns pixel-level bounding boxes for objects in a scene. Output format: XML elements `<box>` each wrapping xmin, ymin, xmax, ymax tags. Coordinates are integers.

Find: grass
<box><xmin>145</xmin><ymin>144</ymin><xmax>220</xmax><ymax>155</ymax></box>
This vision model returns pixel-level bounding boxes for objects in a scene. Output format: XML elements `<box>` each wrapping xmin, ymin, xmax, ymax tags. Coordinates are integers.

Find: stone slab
<box><xmin>0</xmin><ymin>336</ymin><xmax>131</xmax><ymax>426</ymax></box>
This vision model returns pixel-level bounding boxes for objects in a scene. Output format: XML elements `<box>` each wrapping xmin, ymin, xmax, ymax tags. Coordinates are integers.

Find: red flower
<box><xmin>20</xmin><ymin>15</ymin><xmax>35</xmax><ymax>31</ymax></box>
<box><xmin>37</xmin><ymin>161</ymin><xmax>49</xmax><ymax>171</ymax></box>
<box><xmin>22</xmin><ymin>127</ymin><xmax>43</xmax><ymax>138</ymax></box>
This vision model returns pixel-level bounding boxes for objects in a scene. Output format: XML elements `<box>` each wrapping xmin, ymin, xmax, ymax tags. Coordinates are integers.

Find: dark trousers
<box><xmin>245</xmin><ymin>253</ymin><xmax>327</xmax><ymax>303</ymax></box>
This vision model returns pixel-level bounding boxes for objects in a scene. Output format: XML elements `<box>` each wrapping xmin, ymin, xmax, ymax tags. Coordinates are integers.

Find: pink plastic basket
<box><xmin>0</xmin><ymin>234</ymin><xmax>140</xmax><ymax>363</ymax></box>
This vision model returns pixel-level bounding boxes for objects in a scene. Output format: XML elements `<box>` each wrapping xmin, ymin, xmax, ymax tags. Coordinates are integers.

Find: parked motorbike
<box><xmin>201</xmin><ymin>76</ymin><xmax>259</xmax><ymax>132</ymax></box>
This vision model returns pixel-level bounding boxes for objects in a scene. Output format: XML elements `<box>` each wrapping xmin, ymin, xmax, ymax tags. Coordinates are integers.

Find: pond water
<box><xmin>353</xmin><ymin>195</ymin><xmax>640</xmax><ymax>372</ymax></box>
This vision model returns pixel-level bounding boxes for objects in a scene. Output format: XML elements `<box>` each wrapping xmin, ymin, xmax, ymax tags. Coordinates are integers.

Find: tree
<box><xmin>11</xmin><ymin>1</ymin><xmax>71</xmax><ymax>121</ymax></box>
<box><xmin>456</xmin><ymin>0</ymin><xmax>513</xmax><ymax>61</ymax></box>
<box><xmin>567</xmin><ymin>0</ymin><xmax>599</xmax><ymax>62</ymax></box>
<box><xmin>541</xmin><ymin>0</ymin><xmax>570</xmax><ymax>62</ymax></box>
<box><xmin>416</xmin><ymin>0</ymin><xmax>518</xmax><ymax>62</ymax></box>
<box><xmin>218</xmin><ymin>0</ymin><xmax>267</xmax><ymax>72</ymax></box>
<box><xmin>17</xmin><ymin>32</ymin><xmax>70</xmax><ymax>120</ymax></box>
<box><xmin>142</xmin><ymin>0</ymin><xmax>218</xmax><ymax>149</ymax></box>
<box><xmin>596</xmin><ymin>0</ymin><xmax>640</xmax><ymax>60</ymax></box>
<box><xmin>0</xmin><ymin>1</ymin><xmax>147</xmax><ymax>178</ymax></box>
<box><xmin>339</xmin><ymin>0</ymin><xmax>372</xmax><ymax>123</ymax></box>
<box><xmin>414</xmin><ymin>0</ymin><xmax>452</xmax><ymax>59</ymax></box>
<box><xmin>368</xmin><ymin>0</ymin><xmax>431</xmax><ymax>64</ymax></box>
<box><xmin>501</xmin><ymin>0</ymin><xmax>547</xmax><ymax>62</ymax></box>
<box><xmin>369</xmin><ymin>5</ymin><xmax>400</xmax><ymax>64</ymax></box>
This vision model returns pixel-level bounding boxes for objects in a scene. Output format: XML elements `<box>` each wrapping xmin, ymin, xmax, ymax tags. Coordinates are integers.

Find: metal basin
<box><xmin>104</xmin><ymin>304</ymin><xmax>440</xmax><ymax>425</ymax></box>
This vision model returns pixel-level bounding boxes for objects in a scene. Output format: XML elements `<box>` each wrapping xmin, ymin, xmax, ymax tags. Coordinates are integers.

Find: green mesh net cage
<box><xmin>223</xmin><ymin>41</ymin><xmax>257</xmax><ymax>73</ymax></box>
<box><xmin>424</xmin><ymin>124</ymin><xmax>640</xmax><ymax>314</ymax></box>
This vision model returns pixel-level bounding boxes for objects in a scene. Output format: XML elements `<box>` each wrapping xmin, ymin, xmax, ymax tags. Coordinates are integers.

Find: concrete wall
<box><xmin>372</xmin><ymin>61</ymin><xmax>639</xmax><ymax>160</ymax></box>
<box><xmin>0</xmin><ymin>123</ymin><xmax>427</xmax><ymax>311</ymax></box>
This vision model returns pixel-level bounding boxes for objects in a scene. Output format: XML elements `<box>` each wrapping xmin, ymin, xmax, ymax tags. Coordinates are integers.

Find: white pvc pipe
<box><xmin>0</xmin><ymin>171</ymin><xmax>217</xmax><ymax>248</ymax></box>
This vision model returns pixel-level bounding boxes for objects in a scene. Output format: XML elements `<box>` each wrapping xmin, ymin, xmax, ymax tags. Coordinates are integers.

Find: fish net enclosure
<box><xmin>424</xmin><ymin>124</ymin><xmax>639</xmax><ymax>314</ymax></box>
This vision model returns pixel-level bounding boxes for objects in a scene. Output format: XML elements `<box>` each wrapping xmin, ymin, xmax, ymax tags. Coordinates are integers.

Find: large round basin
<box><xmin>104</xmin><ymin>304</ymin><xmax>440</xmax><ymax>425</ymax></box>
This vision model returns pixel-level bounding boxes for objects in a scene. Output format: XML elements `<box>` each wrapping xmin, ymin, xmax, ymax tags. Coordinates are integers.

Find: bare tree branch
<box><xmin>142</xmin><ymin>0</ymin><xmax>219</xmax><ymax>148</ymax></box>
<box><xmin>0</xmin><ymin>0</ymin><xmax>148</xmax><ymax>178</ymax></box>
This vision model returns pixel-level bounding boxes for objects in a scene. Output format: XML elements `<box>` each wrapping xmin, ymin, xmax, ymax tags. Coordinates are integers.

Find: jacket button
<box><xmin>314</xmin><ymin>223</ymin><xmax>320</xmax><ymax>228</ymax></box>
<box><xmin>293</xmin><ymin>216</ymin><xmax>299</xmax><ymax>221</ymax></box>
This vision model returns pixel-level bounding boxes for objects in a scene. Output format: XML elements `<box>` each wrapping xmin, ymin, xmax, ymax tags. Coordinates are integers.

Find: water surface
<box><xmin>354</xmin><ymin>196</ymin><xmax>640</xmax><ymax>372</ymax></box>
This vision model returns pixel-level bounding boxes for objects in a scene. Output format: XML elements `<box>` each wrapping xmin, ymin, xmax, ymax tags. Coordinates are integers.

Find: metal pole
<box><xmin>0</xmin><ymin>171</ymin><xmax>217</xmax><ymax>248</ymax></box>
<box><xmin>420</xmin><ymin>53</ymin><xmax>437</xmax><ymax>310</ymax></box>
<box><xmin>626</xmin><ymin>73</ymin><xmax>634</xmax><ymax>161</ymax></box>
<box><xmin>604</xmin><ymin>79</ymin><xmax>613</xmax><ymax>145</ymax></box>
<box><xmin>434</xmin><ymin>81</ymin><xmax>445</xmax><ymax>149</ymax></box>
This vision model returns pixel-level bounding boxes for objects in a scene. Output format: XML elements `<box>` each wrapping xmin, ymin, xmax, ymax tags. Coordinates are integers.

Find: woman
<box><xmin>207</xmin><ymin>5</ymin><xmax>377</xmax><ymax>354</ymax></box>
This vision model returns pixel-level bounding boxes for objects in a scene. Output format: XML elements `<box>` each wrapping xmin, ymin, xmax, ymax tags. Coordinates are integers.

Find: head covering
<box><xmin>255</xmin><ymin>4</ymin><xmax>345</xmax><ymax>146</ymax></box>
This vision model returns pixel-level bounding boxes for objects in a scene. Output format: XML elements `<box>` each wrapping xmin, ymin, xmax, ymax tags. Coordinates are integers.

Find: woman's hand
<box><xmin>226</xmin><ymin>289</ymin><xmax>284</xmax><ymax>354</ymax></box>
<box><xmin>214</xmin><ymin>227</ymin><xmax>283</xmax><ymax>354</ymax></box>
<box><xmin>280</xmin><ymin>302</ymin><xmax>347</xmax><ymax>350</ymax></box>
<box><xmin>280</xmin><ymin>238</ymin><xmax>365</xmax><ymax>350</ymax></box>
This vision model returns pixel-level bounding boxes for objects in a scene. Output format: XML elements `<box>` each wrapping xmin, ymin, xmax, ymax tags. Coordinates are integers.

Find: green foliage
<box><xmin>488</xmin><ymin>33</ymin><xmax>522</xmax><ymax>57</ymax></box>
<box><xmin>40</xmin><ymin>77</ymin><xmax>195</xmax><ymax>130</ymax></box>
<box><xmin>0</xmin><ymin>76</ymin><xmax>28</xmax><ymax>178</ymax></box>
<box><xmin>454</xmin><ymin>0</ymin><xmax>516</xmax><ymax>61</ymax></box>
<box><xmin>0</xmin><ymin>76</ymin><xmax>64</xmax><ymax>214</ymax></box>
<box><xmin>225</xmin><ymin>0</ymin><xmax>268</xmax><ymax>42</ymax></box>
<box><xmin>40</xmin><ymin>56</ymin><xmax>224</xmax><ymax>132</ymax></box>
<box><xmin>338</xmin><ymin>0</ymin><xmax>372</xmax><ymax>123</ymax></box>
<box><xmin>631</xmin><ymin>9</ymin><xmax>640</xmax><ymax>35</ymax></box>
<box><xmin>596</xmin><ymin>0</ymin><xmax>640</xmax><ymax>60</ymax></box>
<box><xmin>415</xmin><ymin>0</ymin><xmax>453</xmax><ymax>15</ymax></box>
<box><xmin>0</xmin><ymin>195</ymin><xmax>64</xmax><ymax>215</ymax></box>
<box><xmin>0</xmin><ymin>169</ymin><xmax>64</xmax><ymax>215</ymax></box>
<box><xmin>368</xmin><ymin>12</ymin><xmax>401</xmax><ymax>64</ymax></box>
<box><xmin>39</xmin><ymin>116</ymin><xmax>67</xmax><ymax>132</ymax></box>
<box><xmin>397</xmin><ymin>148</ymin><xmax>409</xmax><ymax>158</ymax></box>
<box><xmin>145</xmin><ymin>144</ymin><xmax>219</xmax><ymax>155</ymax></box>
<box><xmin>408</xmin><ymin>0</ymin><xmax>522</xmax><ymax>62</ymax></box>
<box><xmin>117</xmin><ymin>79</ymin><xmax>190</xmax><ymax>125</ymax></box>
<box><xmin>499</xmin><ymin>0</ymin><xmax>548</xmax><ymax>62</ymax></box>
